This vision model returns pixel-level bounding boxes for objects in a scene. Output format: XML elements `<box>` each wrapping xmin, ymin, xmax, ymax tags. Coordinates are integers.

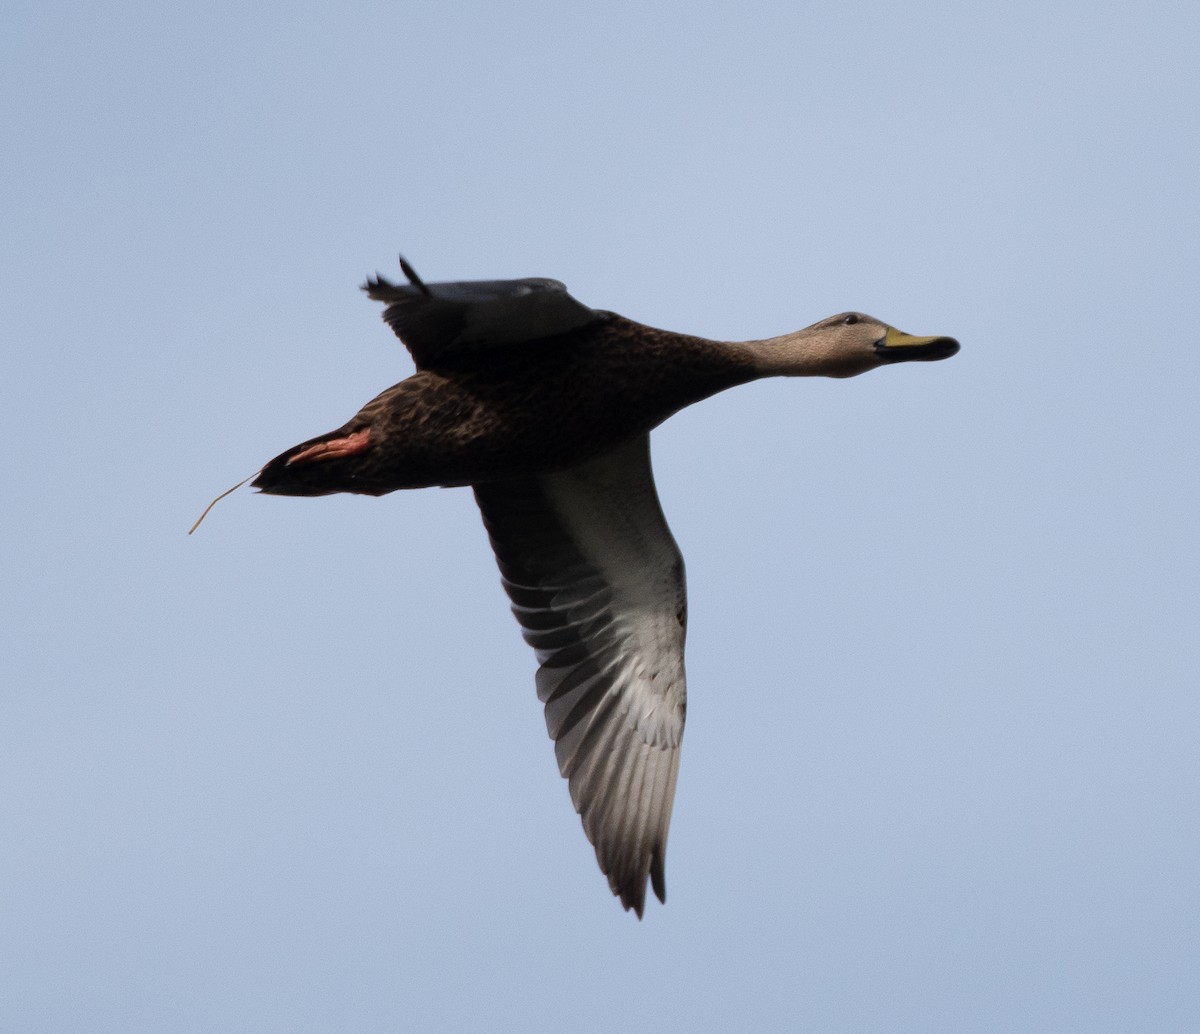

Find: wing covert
<box><xmin>363</xmin><ymin>261</ymin><xmax>603</xmax><ymax>368</ymax></box>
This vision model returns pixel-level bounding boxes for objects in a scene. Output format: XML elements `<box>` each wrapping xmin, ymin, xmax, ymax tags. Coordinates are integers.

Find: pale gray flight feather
<box><xmin>474</xmin><ymin>434</ymin><xmax>686</xmax><ymax>916</ymax></box>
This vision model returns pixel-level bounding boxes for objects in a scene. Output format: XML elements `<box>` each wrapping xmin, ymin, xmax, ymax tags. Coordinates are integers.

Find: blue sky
<box><xmin>3</xmin><ymin>1</ymin><xmax>1198</xmax><ymax>1030</ymax></box>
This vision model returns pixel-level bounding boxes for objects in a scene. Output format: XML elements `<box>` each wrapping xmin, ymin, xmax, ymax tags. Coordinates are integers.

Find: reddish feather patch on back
<box><xmin>286</xmin><ymin>427</ymin><xmax>372</xmax><ymax>465</ymax></box>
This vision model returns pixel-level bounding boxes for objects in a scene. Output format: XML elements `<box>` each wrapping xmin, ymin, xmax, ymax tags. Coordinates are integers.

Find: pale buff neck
<box><xmin>722</xmin><ymin>329</ymin><xmax>870</xmax><ymax>380</ymax></box>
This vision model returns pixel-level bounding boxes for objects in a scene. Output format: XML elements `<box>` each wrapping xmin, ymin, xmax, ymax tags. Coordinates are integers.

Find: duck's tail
<box><xmin>252</xmin><ymin>425</ymin><xmax>383</xmax><ymax>497</ymax></box>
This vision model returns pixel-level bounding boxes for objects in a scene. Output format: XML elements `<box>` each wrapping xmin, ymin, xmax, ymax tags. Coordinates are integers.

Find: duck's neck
<box><xmin>729</xmin><ymin>330</ymin><xmax>860</xmax><ymax>379</ymax></box>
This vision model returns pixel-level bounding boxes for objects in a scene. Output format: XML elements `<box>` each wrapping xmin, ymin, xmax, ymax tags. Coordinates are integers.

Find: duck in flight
<box><xmin>251</xmin><ymin>258</ymin><xmax>960</xmax><ymax>916</ymax></box>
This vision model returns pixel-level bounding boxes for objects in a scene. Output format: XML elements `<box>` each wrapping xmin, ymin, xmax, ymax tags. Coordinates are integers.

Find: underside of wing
<box><xmin>362</xmin><ymin>259</ymin><xmax>605</xmax><ymax>369</ymax></box>
<box><xmin>474</xmin><ymin>434</ymin><xmax>687</xmax><ymax>916</ymax></box>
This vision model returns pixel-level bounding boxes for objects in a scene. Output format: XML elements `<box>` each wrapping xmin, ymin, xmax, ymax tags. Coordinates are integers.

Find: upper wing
<box><xmin>473</xmin><ymin>434</ymin><xmax>687</xmax><ymax>916</ymax></box>
<box><xmin>362</xmin><ymin>260</ymin><xmax>604</xmax><ymax>369</ymax></box>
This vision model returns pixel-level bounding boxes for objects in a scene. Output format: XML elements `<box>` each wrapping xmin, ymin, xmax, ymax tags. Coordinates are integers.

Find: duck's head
<box><xmin>752</xmin><ymin>313</ymin><xmax>959</xmax><ymax>378</ymax></box>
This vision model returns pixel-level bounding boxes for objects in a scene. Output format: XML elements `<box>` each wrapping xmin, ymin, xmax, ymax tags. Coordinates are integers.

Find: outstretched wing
<box><xmin>363</xmin><ymin>259</ymin><xmax>603</xmax><ymax>369</ymax></box>
<box><xmin>474</xmin><ymin>434</ymin><xmax>687</xmax><ymax>916</ymax></box>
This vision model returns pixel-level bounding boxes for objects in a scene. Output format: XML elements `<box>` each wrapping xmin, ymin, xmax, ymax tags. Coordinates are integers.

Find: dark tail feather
<box><xmin>252</xmin><ymin>426</ymin><xmax>380</xmax><ymax>497</ymax></box>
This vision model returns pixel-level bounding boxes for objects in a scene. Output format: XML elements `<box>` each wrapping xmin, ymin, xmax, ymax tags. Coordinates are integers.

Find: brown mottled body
<box><xmin>254</xmin><ymin>316</ymin><xmax>756</xmax><ymax>496</ymax></box>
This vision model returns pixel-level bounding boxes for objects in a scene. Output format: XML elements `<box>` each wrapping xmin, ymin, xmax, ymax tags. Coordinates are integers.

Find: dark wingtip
<box><xmin>361</xmin><ymin>271</ymin><xmax>396</xmax><ymax>297</ymax></box>
<box><xmin>362</xmin><ymin>255</ymin><xmax>432</xmax><ymax>302</ymax></box>
<box><xmin>615</xmin><ymin>867</ymin><xmax>659</xmax><ymax>918</ymax></box>
<box><xmin>650</xmin><ymin>854</ymin><xmax>667</xmax><ymax>906</ymax></box>
<box><xmin>622</xmin><ymin>887</ymin><xmax>647</xmax><ymax>920</ymax></box>
<box><xmin>398</xmin><ymin>255</ymin><xmax>431</xmax><ymax>297</ymax></box>
<box><xmin>608</xmin><ymin>844</ymin><xmax>667</xmax><ymax>917</ymax></box>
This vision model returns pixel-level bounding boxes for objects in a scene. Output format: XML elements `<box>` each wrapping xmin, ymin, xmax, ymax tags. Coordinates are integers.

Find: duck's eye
<box><xmin>842</xmin><ymin>314</ymin><xmax>859</xmax><ymax>325</ymax></box>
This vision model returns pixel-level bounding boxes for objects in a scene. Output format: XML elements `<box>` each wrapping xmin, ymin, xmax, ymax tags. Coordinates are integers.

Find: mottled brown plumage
<box><xmin>250</xmin><ymin>260</ymin><xmax>959</xmax><ymax>916</ymax></box>
<box><xmin>254</xmin><ymin>315</ymin><xmax>756</xmax><ymax>495</ymax></box>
